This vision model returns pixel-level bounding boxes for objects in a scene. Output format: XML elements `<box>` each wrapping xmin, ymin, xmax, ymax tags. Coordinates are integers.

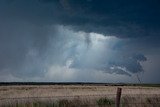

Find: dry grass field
<box><xmin>0</xmin><ymin>85</ymin><xmax>160</xmax><ymax>107</ymax></box>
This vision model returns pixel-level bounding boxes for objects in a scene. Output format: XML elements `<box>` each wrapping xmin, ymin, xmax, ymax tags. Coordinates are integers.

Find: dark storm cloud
<box><xmin>109</xmin><ymin>54</ymin><xmax>147</xmax><ymax>74</ymax></box>
<box><xmin>70</xmin><ymin>47</ymin><xmax>147</xmax><ymax>76</ymax></box>
<box><xmin>1</xmin><ymin>0</ymin><xmax>160</xmax><ymax>38</ymax></box>
<box><xmin>0</xmin><ymin>0</ymin><xmax>159</xmax><ymax>82</ymax></box>
<box><xmin>39</xmin><ymin>0</ymin><xmax>160</xmax><ymax>38</ymax></box>
<box><xmin>0</xmin><ymin>21</ymin><xmax>51</xmax><ymax>77</ymax></box>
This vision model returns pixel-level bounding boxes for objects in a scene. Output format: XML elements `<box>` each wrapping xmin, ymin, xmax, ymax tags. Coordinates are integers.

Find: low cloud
<box><xmin>0</xmin><ymin>24</ymin><xmax>147</xmax><ymax>81</ymax></box>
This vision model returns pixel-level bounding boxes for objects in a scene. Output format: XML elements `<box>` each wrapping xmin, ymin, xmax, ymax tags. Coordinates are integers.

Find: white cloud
<box><xmin>45</xmin><ymin>65</ymin><xmax>77</xmax><ymax>82</ymax></box>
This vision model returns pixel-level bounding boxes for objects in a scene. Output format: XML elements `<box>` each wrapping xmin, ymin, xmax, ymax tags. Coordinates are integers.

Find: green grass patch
<box><xmin>97</xmin><ymin>97</ymin><xmax>115</xmax><ymax>106</ymax></box>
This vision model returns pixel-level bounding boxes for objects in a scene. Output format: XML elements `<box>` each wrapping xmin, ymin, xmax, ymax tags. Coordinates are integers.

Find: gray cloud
<box><xmin>109</xmin><ymin>54</ymin><xmax>147</xmax><ymax>74</ymax></box>
<box><xmin>47</xmin><ymin>26</ymin><xmax>147</xmax><ymax>76</ymax></box>
<box><xmin>1</xmin><ymin>0</ymin><xmax>160</xmax><ymax>38</ymax></box>
<box><xmin>0</xmin><ymin>0</ymin><xmax>159</xmax><ymax>82</ymax></box>
<box><xmin>0</xmin><ymin>24</ymin><xmax>147</xmax><ymax>81</ymax></box>
<box><xmin>39</xmin><ymin>0</ymin><xmax>160</xmax><ymax>38</ymax></box>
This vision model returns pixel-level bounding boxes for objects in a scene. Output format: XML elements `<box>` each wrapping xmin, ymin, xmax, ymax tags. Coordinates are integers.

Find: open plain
<box><xmin>0</xmin><ymin>84</ymin><xmax>160</xmax><ymax>107</ymax></box>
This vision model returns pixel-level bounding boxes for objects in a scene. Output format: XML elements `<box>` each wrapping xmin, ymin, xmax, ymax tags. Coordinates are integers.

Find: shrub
<box><xmin>97</xmin><ymin>97</ymin><xmax>115</xmax><ymax>106</ymax></box>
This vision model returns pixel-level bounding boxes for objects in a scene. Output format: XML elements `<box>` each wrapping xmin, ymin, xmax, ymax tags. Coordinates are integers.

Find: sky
<box><xmin>0</xmin><ymin>0</ymin><xmax>160</xmax><ymax>83</ymax></box>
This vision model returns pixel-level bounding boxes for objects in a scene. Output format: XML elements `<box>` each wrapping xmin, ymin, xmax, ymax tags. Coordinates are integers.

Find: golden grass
<box><xmin>0</xmin><ymin>85</ymin><xmax>160</xmax><ymax>107</ymax></box>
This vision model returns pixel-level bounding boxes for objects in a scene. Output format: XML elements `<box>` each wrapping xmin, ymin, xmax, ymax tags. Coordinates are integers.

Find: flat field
<box><xmin>0</xmin><ymin>85</ymin><xmax>160</xmax><ymax>107</ymax></box>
